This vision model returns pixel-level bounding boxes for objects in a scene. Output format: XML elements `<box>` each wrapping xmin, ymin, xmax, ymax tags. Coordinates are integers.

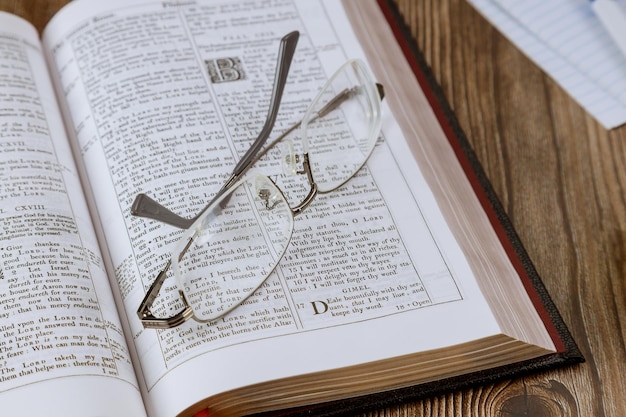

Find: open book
<box><xmin>0</xmin><ymin>0</ymin><xmax>582</xmax><ymax>416</ymax></box>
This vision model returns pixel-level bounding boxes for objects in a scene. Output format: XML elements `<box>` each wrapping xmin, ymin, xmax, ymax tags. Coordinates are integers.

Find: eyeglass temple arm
<box><xmin>131</xmin><ymin>193</ymin><xmax>195</xmax><ymax>229</ymax></box>
<box><xmin>226</xmin><ymin>30</ymin><xmax>299</xmax><ymax>185</ymax></box>
<box><xmin>137</xmin><ymin>236</ymin><xmax>197</xmax><ymax>329</ymax></box>
<box><xmin>130</xmin><ymin>31</ymin><xmax>300</xmax><ymax>229</ymax></box>
<box><xmin>137</xmin><ymin>260</ymin><xmax>195</xmax><ymax>329</ymax></box>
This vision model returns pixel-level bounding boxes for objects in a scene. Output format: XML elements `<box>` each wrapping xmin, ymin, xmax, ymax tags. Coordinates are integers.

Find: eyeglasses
<box><xmin>131</xmin><ymin>31</ymin><xmax>384</xmax><ymax>329</ymax></box>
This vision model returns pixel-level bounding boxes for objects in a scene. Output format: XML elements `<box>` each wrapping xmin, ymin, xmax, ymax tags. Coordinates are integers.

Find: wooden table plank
<box><xmin>395</xmin><ymin>0</ymin><xmax>626</xmax><ymax>416</ymax></box>
<box><xmin>1</xmin><ymin>0</ymin><xmax>624</xmax><ymax>416</ymax></box>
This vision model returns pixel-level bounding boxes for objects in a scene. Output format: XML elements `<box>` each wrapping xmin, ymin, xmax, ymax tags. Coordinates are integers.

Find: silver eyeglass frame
<box><xmin>131</xmin><ymin>31</ymin><xmax>384</xmax><ymax>329</ymax></box>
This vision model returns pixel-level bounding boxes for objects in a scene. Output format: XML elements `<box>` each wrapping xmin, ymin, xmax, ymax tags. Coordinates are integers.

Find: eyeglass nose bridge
<box><xmin>289</xmin><ymin>152</ymin><xmax>319</xmax><ymax>215</ymax></box>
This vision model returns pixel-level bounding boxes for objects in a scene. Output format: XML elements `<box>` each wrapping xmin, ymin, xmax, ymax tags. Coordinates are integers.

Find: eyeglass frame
<box><xmin>131</xmin><ymin>30</ymin><xmax>384</xmax><ymax>329</ymax></box>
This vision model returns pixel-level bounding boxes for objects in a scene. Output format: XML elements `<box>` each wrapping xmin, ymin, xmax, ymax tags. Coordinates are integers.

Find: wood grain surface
<box><xmin>2</xmin><ymin>0</ymin><xmax>624</xmax><ymax>416</ymax></box>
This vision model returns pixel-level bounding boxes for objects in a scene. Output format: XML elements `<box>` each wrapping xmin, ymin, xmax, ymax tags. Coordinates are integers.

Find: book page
<box><xmin>0</xmin><ymin>11</ymin><xmax>146</xmax><ymax>417</ymax></box>
<box><xmin>41</xmin><ymin>1</ymin><xmax>553</xmax><ymax>416</ymax></box>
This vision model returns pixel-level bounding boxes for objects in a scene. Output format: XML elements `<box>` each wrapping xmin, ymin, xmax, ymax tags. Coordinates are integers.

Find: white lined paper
<box><xmin>469</xmin><ymin>0</ymin><xmax>626</xmax><ymax>129</ymax></box>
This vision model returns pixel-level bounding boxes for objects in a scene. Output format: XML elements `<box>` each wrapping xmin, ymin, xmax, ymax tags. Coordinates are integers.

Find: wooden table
<box><xmin>2</xmin><ymin>0</ymin><xmax>624</xmax><ymax>416</ymax></box>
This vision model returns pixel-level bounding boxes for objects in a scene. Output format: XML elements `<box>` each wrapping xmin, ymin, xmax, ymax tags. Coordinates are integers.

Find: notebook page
<box><xmin>495</xmin><ymin>0</ymin><xmax>626</xmax><ymax>104</ymax></box>
<box><xmin>468</xmin><ymin>0</ymin><xmax>626</xmax><ymax>129</ymax></box>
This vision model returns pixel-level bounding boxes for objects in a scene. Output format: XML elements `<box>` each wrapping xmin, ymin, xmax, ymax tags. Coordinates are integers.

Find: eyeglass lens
<box><xmin>303</xmin><ymin>60</ymin><xmax>380</xmax><ymax>193</ymax></box>
<box><xmin>172</xmin><ymin>176</ymin><xmax>294</xmax><ymax>322</ymax></box>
